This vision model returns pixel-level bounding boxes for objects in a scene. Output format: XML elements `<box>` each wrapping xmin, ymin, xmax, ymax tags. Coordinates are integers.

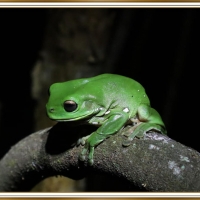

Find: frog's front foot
<box><xmin>79</xmin><ymin>144</ymin><xmax>94</xmax><ymax>165</ymax></box>
<box><xmin>78</xmin><ymin>133</ymin><xmax>96</xmax><ymax>165</ymax></box>
<box><xmin>77</xmin><ymin>134</ymin><xmax>95</xmax><ymax>165</ymax></box>
<box><xmin>78</xmin><ymin>131</ymin><xmax>107</xmax><ymax>165</ymax></box>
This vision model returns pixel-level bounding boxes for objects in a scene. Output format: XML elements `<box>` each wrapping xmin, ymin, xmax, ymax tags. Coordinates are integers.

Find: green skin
<box><xmin>46</xmin><ymin>74</ymin><xmax>167</xmax><ymax>165</ymax></box>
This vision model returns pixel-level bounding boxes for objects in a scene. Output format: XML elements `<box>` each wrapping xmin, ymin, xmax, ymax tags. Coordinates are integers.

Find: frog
<box><xmin>46</xmin><ymin>73</ymin><xmax>167</xmax><ymax>165</ymax></box>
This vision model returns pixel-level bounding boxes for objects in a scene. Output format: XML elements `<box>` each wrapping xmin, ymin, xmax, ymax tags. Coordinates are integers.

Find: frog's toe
<box><xmin>122</xmin><ymin>138</ymin><xmax>133</xmax><ymax>147</ymax></box>
<box><xmin>79</xmin><ymin>148</ymin><xmax>88</xmax><ymax>161</ymax></box>
<box><xmin>135</xmin><ymin>130</ymin><xmax>145</xmax><ymax>138</ymax></box>
<box><xmin>88</xmin><ymin>158</ymin><xmax>94</xmax><ymax>166</ymax></box>
<box><xmin>77</xmin><ymin>135</ymin><xmax>91</xmax><ymax>146</ymax></box>
<box><xmin>122</xmin><ymin>128</ymin><xmax>145</xmax><ymax>146</ymax></box>
<box><xmin>79</xmin><ymin>154</ymin><xmax>86</xmax><ymax>161</ymax></box>
<box><xmin>77</xmin><ymin>138</ymin><xmax>82</xmax><ymax>146</ymax></box>
<box><xmin>121</xmin><ymin>125</ymin><xmax>133</xmax><ymax>137</ymax></box>
<box><xmin>88</xmin><ymin>147</ymin><xmax>94</xmax><ymax>165</ymax></box>
<box><xmin>80</xmin><ymin>138</ymin><xmax>86</xmax><ymax>146</ymax></box>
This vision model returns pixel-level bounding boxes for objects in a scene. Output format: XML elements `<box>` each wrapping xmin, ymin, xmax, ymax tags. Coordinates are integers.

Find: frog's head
<box><xmin>46</xmin><ymin>81</ymin><xmax>101</xmax><ymax>122</ymax></box>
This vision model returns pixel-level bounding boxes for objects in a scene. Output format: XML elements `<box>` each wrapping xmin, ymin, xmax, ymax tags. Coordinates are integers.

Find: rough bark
<box><xmin>0</xmin><ymin>122</ymin><xmax>200</xmax><ymax>192</ymax></box>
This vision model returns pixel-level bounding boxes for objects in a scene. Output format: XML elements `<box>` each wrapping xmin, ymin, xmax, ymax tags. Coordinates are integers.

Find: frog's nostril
<box><xmin>50</xmin><ymin>108</ymin><xmax>55</xmax><ymax>113</ymax></box>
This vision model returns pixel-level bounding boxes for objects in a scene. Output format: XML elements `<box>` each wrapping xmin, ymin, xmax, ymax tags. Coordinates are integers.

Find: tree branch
<box><xmin>0</xmin><ymin>122</ymin><xmax>200</xmax><ymax>191</ymax></box>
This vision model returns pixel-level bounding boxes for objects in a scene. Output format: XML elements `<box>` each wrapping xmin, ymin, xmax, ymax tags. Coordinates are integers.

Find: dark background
<box><xmin>0</xmin><ymin>9</ymin><xmax>46</xmax><ymax>158</ymax></box>
<box><xmin>0</xmin><ymin>8</ymin><xmax>199</xmax><ymax>161</ymax></box>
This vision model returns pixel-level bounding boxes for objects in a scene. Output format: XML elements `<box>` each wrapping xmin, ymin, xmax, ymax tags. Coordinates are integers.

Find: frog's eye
<box><xmin>64</xmin><ymin>100</ymin><xmax>78</xmax><ymax>112</ymax></box>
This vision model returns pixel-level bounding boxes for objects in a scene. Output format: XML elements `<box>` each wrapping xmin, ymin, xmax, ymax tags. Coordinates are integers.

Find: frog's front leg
<box><xmin>79</xmin><ymin>112</ymin><xmax>129</xmax><ymax>165</ymax></box>
<box><xmin>123</xmin><ymin>104</ymin><xmax>167</xmax><ymax>147</ymax></box>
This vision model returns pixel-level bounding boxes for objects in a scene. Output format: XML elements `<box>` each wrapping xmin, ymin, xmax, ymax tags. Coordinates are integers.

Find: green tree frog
<box><xmin>46</xmin><ymin>74</ymin><xmax>167</xmax><ymax>165</ymax></box>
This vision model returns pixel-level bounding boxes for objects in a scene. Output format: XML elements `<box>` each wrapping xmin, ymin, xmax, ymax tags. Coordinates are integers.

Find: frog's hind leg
<box><xmin>122</xmin><ymin>104</ymin><xmax>167</xmax><ymax>147</ymax></box>
<box><xmin>123</xmin><ymin>122</ymin><xmax>166</xmax><ymax>146</ymax></box>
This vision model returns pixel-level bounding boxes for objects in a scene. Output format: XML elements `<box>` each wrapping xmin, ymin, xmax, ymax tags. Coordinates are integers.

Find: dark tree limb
<box><xmin>0</xmin><ymin>122</ymin><xmax>200</xmax><ymax>192</ymax></box>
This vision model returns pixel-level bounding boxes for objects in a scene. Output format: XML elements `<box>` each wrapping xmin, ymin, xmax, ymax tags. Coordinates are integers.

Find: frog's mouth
<box><xmin>50</xmin><ymin>111</ymin><xmax>95</xmax><ymax>122</ymax></box>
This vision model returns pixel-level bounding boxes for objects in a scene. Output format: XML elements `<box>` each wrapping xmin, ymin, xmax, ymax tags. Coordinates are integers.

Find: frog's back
<box><xmin>87</xmin><ymin>74</ymin><xmax>150</xmax><ymax>114</ymax></box>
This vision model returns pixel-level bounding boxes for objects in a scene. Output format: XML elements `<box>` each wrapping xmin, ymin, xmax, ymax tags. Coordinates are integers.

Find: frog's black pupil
<box><xmin>64</xmin><ymin>100</ymin><xmax>77</xmax><ymax>112</ymax></box>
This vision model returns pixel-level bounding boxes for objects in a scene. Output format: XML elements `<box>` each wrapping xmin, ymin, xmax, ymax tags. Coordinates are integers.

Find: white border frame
<box><xmin>0</xmin><ymin>192</ymin><xmax>200</xmax><ymax>198</ymax></box>
<box><xmin>0</xmin><ymin>3</ymin><xmax>200</xmax><ymax>198</ymax></box>
<box><xmin>0</xmin><ymin>2</ymin><xmax>200</xmax><ymax>7</ymax></box>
